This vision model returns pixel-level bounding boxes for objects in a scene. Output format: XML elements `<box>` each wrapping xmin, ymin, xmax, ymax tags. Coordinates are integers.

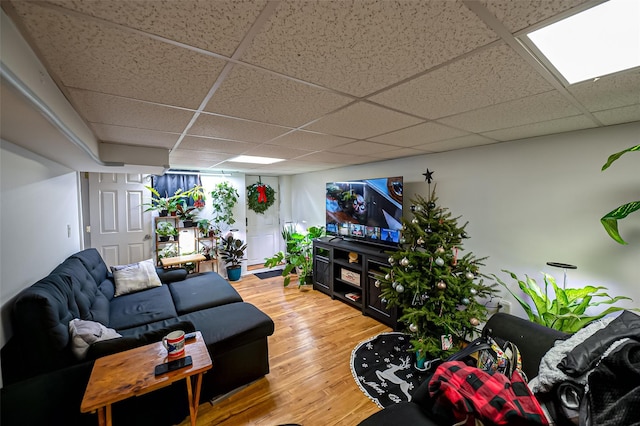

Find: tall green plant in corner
<box><xmin>601</xmin><ymin>144</ymin><xmax>640</xmax><ymax>244</ymax></box>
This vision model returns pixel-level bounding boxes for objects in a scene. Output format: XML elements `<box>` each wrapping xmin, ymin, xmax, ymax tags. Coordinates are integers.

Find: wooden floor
<box><xmin>176</xmin><ymin>270</ymin><xmax>390</xmax><ymax>426</ymax></box>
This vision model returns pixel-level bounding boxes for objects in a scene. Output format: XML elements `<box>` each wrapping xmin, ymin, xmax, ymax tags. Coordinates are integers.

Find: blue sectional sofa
<box><xmin>1</xmin><ymin>248</ymin><xmax>275</xmax><ymax>426</ymax></box>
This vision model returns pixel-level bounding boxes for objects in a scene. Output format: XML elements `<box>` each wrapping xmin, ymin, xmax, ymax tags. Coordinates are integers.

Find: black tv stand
<box><xmin>312</xmin><ymin>237</ymin><xmax>399</xmax><ymax>329</ymax></box>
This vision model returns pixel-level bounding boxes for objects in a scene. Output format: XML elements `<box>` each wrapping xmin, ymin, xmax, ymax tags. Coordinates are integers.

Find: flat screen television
<box><xmin>325</xmin><ymin>176</ymin><xmax>403</xmax><ymax>248</ymax></box>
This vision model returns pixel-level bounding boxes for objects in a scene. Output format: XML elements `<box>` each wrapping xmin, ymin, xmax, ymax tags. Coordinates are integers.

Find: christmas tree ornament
<box><xmin>435</xmin><ymin>257</ymin><xmax>444</xmax><ymax>266</ymax></box>
<box><xmin>427</xmin><ymin>201</ymin><xmax>436</xmax><ymax>209</ymax></box>
<box><xmin>411</xmin><ymin>217</ymin><xmax>419</xmax><ymax>224</ymax></box>
<box><xmin>400</xmin><ymin>237</ymin><xmax>406</xmax><ymax>244</ymax></box>
<box><xmin>415</xmin><ymin>204</ymin><xmax>423</xmax><ymax>212</ymax></box>
<box><xmin>381</xmin><ymin>298</ymin><xmax>387</xmax><ymax>303</ymax></box>
<box><xmin>470</xmin><ymin>317</ymin><xmax>480</xmax><ymax>326</ymax></box>
<box><xmin>452</xmin><ymin>247</ymin><xmax>458</xmax><ymax>266</ymax></box>
<box><xmin>470</xmin><ymin>288</ymin><xmax>478</xmax><ymax>296</ymax></box>
<box><xmin>426</xmin><ymin>225</ymin><xmax>433</xmax><ymax>233</ymax></box>
<box><xmin>436</xmin><ymin>246</ymin><xmax>445</xmax><ymax>254</ymax></box>
<box><xmin>465</xmin><ymin>271</ymin><xmax>475</xmax><ymax>280</ymax></box>
<box><xmin>409</xmin><ymin>323</ymin><xmax>419</xmax><ymax>333</ymax></box>
<box><xmin>388</xmin><ymin>257</ymin><xmax>395</xmax><ymax>265</ymax></box>
<box><xmin>392</xmin><ymin>281</ymin><xmax>399</xmax><ymax>289</ymax></box>
<box><xmin>385</xmin><ymin>273</ymin><xmax>391</xmax><ymax>280</ymax></box>
<box><xmin>396</xmin><ymin>284</ymin><xmax>405</xmax><ymax>293</ymax></box>
<box><xmin>461</xmin><ymin>298</ymin><xmax>470</xmax><ymax>305</ymax></box>
<box><xmin>437</xmin><ymin>281</ymin><xmax>447</xmax><ymax>290</ymax></box>
<box><xmin>400</xmin><ymin>257</ymin><xmax>409</xmax><ymax>266</ymax></box>
<box><xmin>402</xmin><ymin>223</ymin><xmax>407</xmax><ymax>230</ymax></box>
<box><xmin>417</xmin><ymin>237</ymin><xmax>425</xmax><ymax>245</ymax></box>
<box><xmin>374</xmin><ymin>280</ymin><xmax>381</xmax><ymax>288</ymax></box>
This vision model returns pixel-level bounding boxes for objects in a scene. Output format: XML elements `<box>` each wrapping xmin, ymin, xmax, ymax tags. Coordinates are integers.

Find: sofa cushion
<box><xmin>168</xmin><ymin>272</ymin><xmax>243</xmax><ymax>315</ymax></box>
<box><xmin>11</xmin><ymin>274</ymin><xmax>79</xmax><ymax>374</ymax></box>
<box><xmin>108</xmin><ymin>285</ymin><xmax>177</xmax><ymax>330</ymax></box>
<box><xmin>52</xmin><ymin>258</ymin><xmax>110</xmax><ymax>326</ymax></box>
<box><xmin>180</xmin><ymin>302</ymin><xmax>274</xmax><ymax>355</ymax></box>
<box><xmin>111</xmin><ymin>259</ymin><xmax>162</xmax><ymax>297</ymax></box>
<box><xmin>70</xmin><ymin>248</ymin><xmax>109</xmax><ymax>286</ymax></box>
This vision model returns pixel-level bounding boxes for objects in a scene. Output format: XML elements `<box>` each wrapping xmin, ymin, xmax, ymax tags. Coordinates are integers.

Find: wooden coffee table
<box><xmin>81</xmin><ymin>331</ymin><xmax>212</xmax><ymax>426</ymax></box>
<box><xmin>161</xmin><ymin>253</ymin><xmax>206</xmax><ymax>272</ymax></box>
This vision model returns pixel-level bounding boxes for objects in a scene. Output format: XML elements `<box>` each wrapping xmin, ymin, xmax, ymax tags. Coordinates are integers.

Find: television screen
<box><xmin>326</xmin><ymin>176</ymin><xmax>403</xmax><ymax>247</ymax></box>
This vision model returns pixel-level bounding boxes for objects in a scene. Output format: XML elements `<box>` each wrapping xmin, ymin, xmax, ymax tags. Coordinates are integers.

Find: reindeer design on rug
<box><xmin>375</xmin><ymin>356</ymin><xmax>413</xmax><ymax>401</ymax></box>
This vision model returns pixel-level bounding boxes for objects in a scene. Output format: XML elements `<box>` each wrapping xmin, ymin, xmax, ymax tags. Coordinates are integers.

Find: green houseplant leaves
<box><xmin>494</xmin><ymin>270</ymin><xmax>635</xmax><ymax>333</ymax></box>
<box><xmin>601</xmin><ymin>145</ymin><xmax>640</xmax><ymax>244</ymax></box>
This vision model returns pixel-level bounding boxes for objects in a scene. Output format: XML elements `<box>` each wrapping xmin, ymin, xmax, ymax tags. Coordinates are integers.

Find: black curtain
<box><xmin>151</xmin><ymin>174</ymin><xmax>201</xmax><ymax>206</ymax></box>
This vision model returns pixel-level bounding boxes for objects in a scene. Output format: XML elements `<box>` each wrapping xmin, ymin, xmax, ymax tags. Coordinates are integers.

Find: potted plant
<box><xmin>494</xmin><ymin>270</ymin><xmax>637</xmax><ymax>332</ymax></box>
<box><xmin>175</xmin><ymin>202</ymin><xmax>198</xmax><ymax>227</ymax></box>
<box><xmin>219</xmin><ymin>234</ymin><xmax>246</xmax><ymax>281</ymax></box>
<box><xmin>264</xmin><ymin>225</ymin><xmax>325</xmax><ymax>288</ymax></box>
<box><xmin>156</xmin><ymin>221</ymin><xmax>176</xmax><ymax>242</ymax></box>
<box><xmin>144</xmin><ymin>186</ymin><xmax>172</xmax><ymax>216</ymax></box>
<box><xmin>197</xmin><ymin>218</ymin><xmax>213</xmax><ymax>237</ymax></box>
<box><xmin>210</xmin><ymin>181</ymin><xmax>239</xmax><ymax>231</ymax></box>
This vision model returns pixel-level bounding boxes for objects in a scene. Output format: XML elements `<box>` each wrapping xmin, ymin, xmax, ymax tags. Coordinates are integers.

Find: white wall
<box><xmin>288</xmin><ymin>122</ymin><xmax>640</xmax><ymax>317</ymax></box>
<box><xmin>0</xmin><ymin>140</ymin><xmax>82</xmax><ymax>386</ymax></box>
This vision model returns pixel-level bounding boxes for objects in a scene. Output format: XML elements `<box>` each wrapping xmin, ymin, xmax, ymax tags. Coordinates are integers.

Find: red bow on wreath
<box><xmin>257</xmin><ymin>185</ymin><xmax>268</xmax><ymax>203</ymax></box>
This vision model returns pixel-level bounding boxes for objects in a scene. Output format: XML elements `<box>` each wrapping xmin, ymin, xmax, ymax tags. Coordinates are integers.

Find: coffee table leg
<box><xmin>185</xmin><ymin>374</ymin><xmax>204</xmax><ymax>426</ymax></box>
<box><xmin>97</xmin><ymin>405</ymin><xmax>112</xmax><ymax>426</ymax></box>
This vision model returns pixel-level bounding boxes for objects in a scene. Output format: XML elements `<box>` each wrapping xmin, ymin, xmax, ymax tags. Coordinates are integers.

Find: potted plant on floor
<box><xmin>264</xmin><ymin>225</ymin><xmax>325</xmax><ymax>288</ymax></box>
<box><xmin>219</xmin><ymin>234</ymin><xmax>247</xmax><ymax>281</ymax></box>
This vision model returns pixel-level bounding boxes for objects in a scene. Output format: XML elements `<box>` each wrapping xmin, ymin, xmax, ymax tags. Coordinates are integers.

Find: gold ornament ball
<box><xmin>437</xmin><ymin>281</ymin><xmax>447</xmax><ymax>290</ymax></box>
<box><xmin>470</xmin><ymin>317</ymin><xmax>480</xmax><ymax>326</ymax></box>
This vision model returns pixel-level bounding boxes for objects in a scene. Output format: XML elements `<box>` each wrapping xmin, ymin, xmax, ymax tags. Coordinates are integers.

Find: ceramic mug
<box><xmin>162</xmin><ymin>330</ymin><xmax>185</xmax><ymax>358</ymax></box>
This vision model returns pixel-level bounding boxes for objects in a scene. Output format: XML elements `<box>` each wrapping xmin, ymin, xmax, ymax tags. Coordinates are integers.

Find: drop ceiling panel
<box><xmin>412</xmin><ymin>134</ymin><xmax>497</xmax><ymax>152</ymax></box>
<box><xmin>478</xmin><ymin>0</ymin><xmax>591</xmax><ymax>33</ymax></box>
<box><xmin>204</xmin><ymin>65</ymin><xmax>353</xmax><ymax>127</ymax></box>
<box><xmin>368</xmin><ymin>147</ymin><xmax>430</xmax><ymax>159</ymax></box>
<box><xmin>296</xmin><ymin>151</ymin><xmax>360</xmax><ymax>164</ymax></box>
<box><xmin>370</xmin><ymin>122</ymin><xmax>471</xmax><ymax>147</ymax></box>
<box><xmin>12</xmin><ymin>2</ymin><xmax>226</xmax><ymax>109</ymax></box>
<box><xmin>179</xmin><ymin>136</ymin><xmax>259</xmax><ymax>155</ymax></box>
<box><xmin>593</xmin><ymin>105</ymin><xmax>640</xmax><ymax>126</ymax></box>
<box><xmin>268</xmin><ymin>131</ymin><xmax>356</xmax><ymax>150</ymax></box>
<box><xmin>46</xmin><ymin>0</ymin><xmax>266</xmax><ymax>56</ymax></box>
<box><xmin>568</xmin><ymin>71</ymin><xmax>640</xmax><ymax>112</ymax></box>
<box><xmin>242</xmin><ymin>144</ymin><xmax>314</xmax><ymax>159</ymax></box>
<box><xmin>91</xmin><ymin>124</ymin><xmax>179</xmax><ymax>148</ymax></box>
<box><xmin>327</xmin><ymin>140</ymin><xmax>398</xmax><ymax>155</ymax></box>
<box><xmin>437</xmin><ymin>91</ymin><xmax>584</xmax><ymax>133</ymax></box>
<box><xmin>170</xmin><ymin>148</ymin><xmax>234</xmax><ymax>162</ymax></box>
<box><xmin>68</xmin><ymin>89</ymin><xmax>194</xmax><ymax>132</ymax></box>
<box><xmin>187</xmin><ymin>114</ymin><xmax>290</xmax><ymax>143</ymax></box>
<box><xmin>481</xmin><ymin>115</ymin><xmax>597</xmax><ymax>141</ymax></box>
<box><xmin>305</xmin><ymin>102</ymin><xmax>422</xmax><ymax>139</ymax></box>
<box><xmin>370</xmin><ymin>43</ymin><xmax>554</xmax><ymax>119</ymax></box>
<box><xmin>241</xmin><ymin>0</ymin><xmax>498</xmax><ymax>96</ymax></box>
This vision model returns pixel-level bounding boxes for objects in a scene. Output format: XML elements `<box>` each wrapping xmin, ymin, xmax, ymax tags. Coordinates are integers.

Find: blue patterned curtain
<box><xmin>151</xmin><ymin>174</ymin><xmax>201</xmax><ymax>206</ymax></box>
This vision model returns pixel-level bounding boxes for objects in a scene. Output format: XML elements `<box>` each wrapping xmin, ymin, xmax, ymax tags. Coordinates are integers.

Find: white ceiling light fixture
<box><xmin>228</xmin><ymin>155</ymin><xmax>285</xmax><ymax>164</ymax></box>
<box><xmin>524</xmin><ymin>0</ymin><xmax>640</xmax><ymax>85</ymax></box>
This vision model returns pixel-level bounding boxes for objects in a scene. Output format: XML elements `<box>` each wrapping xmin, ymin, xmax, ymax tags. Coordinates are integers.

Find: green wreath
<box><xmin>247</xmin><ymin>182</ymin><xmax>275</xmax><ymax>214</ymax></box>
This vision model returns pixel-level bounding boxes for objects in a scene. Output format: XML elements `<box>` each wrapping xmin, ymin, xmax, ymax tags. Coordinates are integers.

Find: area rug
<box><xmin>350</xmin><ymin>332</ymin><xmax>431</xmax><ymax>408</ymax></box>
<box><xmin>253</xmin><ymin>268</ymin><xmax>283</xmax><ymax>279</ymax></box>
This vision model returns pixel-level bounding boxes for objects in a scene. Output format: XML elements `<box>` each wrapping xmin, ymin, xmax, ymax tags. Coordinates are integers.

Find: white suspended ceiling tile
<box><xmin>204</xmin><ymin>66</ymin><xmax>353</xmax><ymax>127</ymax></box>
<box><xmin>481</xmin><ymin>115</ymin><xmax>597</xmax><ymax>141</ymax></box>
<box><xmin>305</xmin><ymin>102</ymin><xmax>422</xmax><ymax>139</ymax></box>
<box><xmin>368</xmin><ymin>147</ymin><xmax>430</xmax><ymax>159</ymax></box>
<box><xmin>242</xmin><ymin>144</ymin><xmax>314</xmax><ymax>160</ymax></box>
<box><xmin>11</xmin><ymin>2</ymin><xmax>226</xmax><ymax>109</ymax></box>
<box><xmin>370</xmin><ymin>43</ymin><xmax>554</xmax><ymax>119</ymax></box>
<box><xmin>370</xmin><ymin>122</ymin><xmax>470</xmax><ymax>147</ymax></box>
<box><xmin>412</xmin><ymin>134</ymin><xmax>497</xmax><ymax>152</ymax></box>
<box><xmin>68</xmin><ymin>89</ymin><xmax>194</xmax><ymax>133</ymax></box>
<box><xmin>593</xmin><ymin>105</ymin><xmax>640</xmax><ymax>126</ymax></box>
<box><xmin>568</xmin><ymin>71</ymin><xmax>640</xmax><ymax>112</ymax></box>
<box><xmin>178</xmin><ymin>135</ymin><xmax>260</xmax><ymax>155</ymax></box>
<box><xmin>268</xmin><ymin>130</ymin><xmax>356</xmax><ymax>150</ymax></box>
<box><xmin>241</xmin><ymin>0</ymin><xmax>497</xmax><ymax>97</ymax></box>
<box><xmin>477</xmin><ymin>0</ymin><xmax>591</xmax><ymax>33</ymax></box>
<box><xmin>327</xmin><ymin>140</ymin><xmax>397</xmax><ymax>155</ymax></box>
<box><xmin>188</xmin><ymin>114</ymin><xmax>291</xmax><ymax>143</ymax></box>
<box><xmin>169</xmin><ymin>159</ymin><xmax>220</xmax><ymax>169</ymax></box>
<box><xmin>437</xmin><ymin>91</ymin><xmax>584</xmax><ymax>133</ymax></box>
<box><xmin>45</xmin><ymin>0</ymin><xmax>266</xmax><ymax>56</ymax></box>
<box><xmin>170</xmin><ymin>148</ymin><xmax>234</xmax><ymax>162</ymax></box>
<box><xmin>92</xmin><ymin>124</ymin><xmax>179</xmax><ymax>148</ymax></box>
<box><xmin>294</xmin><ymin>151</ymin><xmax>353</xmax><ymax>164</ymax></box>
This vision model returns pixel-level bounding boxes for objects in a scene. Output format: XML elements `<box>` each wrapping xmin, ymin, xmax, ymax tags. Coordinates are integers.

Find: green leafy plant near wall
<box><xmin>494</xmin><ymin>270</ymin><xmax>636</xmax><ymax>333</ymax></box>
<box><xmin>601</xmin><ymin>144</ymin><xmax>640</xmax><ymax>244</ymax></box>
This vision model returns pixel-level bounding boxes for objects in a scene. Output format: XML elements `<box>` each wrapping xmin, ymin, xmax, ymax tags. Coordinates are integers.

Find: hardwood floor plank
<box><xmin>177</xmin><ymin>272</ymin><xmax>390</xmax><ymax>425</ymax></box>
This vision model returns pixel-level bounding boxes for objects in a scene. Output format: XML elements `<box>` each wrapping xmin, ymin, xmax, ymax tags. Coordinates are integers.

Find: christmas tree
<box><xmin>378</xmin><ymin>179</ymin><xmax>497</xmax><ymax>361</ymax></box>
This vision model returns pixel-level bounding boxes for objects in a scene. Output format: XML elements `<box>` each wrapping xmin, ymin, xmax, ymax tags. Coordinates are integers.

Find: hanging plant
<box><xmin>247</xmin><ymin>178</ymin><xmax>275</xmax><ymax>214</ymax></box>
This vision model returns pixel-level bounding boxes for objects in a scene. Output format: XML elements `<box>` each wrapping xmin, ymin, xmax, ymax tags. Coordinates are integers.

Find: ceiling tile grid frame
<box><xmin>187</xmin><ymin>113</ymin><xmax>292</xmax><ymax>143</ymax></box>
<box><xmin>10</xmin><ymin>2</ymin><xmax>227</xmax><ymax>110</ymax></box>
<box><xmin>369</xmin><ymin>122</ymin><xmax>474</xmax><ymax>147</ymax></box>
<box><xmin>267</xmin><ymin>130</ymin><xmax>357</xmax><ymax>151</ymax></box>
<box><xmin>240</xmin><ymin>0</ymin><xmax>500</xmax><ymax>97</ymax></box>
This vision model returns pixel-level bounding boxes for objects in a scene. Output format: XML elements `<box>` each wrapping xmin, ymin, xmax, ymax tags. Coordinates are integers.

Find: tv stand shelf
<box><xmin>312</xmin><ymin>237</ymin><xmax>398</xmax><ymax>329</ymax></box>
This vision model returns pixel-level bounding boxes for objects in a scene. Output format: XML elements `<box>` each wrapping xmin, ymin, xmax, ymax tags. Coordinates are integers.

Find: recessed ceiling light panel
<box><xmin>228</xmin><ymin>155</ymin><xmax>284</xmax><ymax>164</ymax></box>
<box><xmin>525</xmin><ymin>0</ymin><xmax>640</xmax><ymax>85</ymax></box>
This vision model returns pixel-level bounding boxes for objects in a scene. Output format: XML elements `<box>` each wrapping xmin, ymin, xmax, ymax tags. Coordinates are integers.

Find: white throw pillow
<box><xmin>111</xmin><ymin>259</ymin><xmax>162</xmax><ymax>297</ymax></box>
<box><xmin>69</xmin><ymin>318</ymin><xmax>122</xmax><ymax>359</ymax></box>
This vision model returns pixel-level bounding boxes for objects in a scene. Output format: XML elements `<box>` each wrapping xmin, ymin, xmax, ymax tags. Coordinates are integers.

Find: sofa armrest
<box><xmin>155</xmin><ymin>267</ymin><xmax>188</xmax><ymax>284</ymax></box>
<box><xmin>86</xmin><ymin>320</ymin><xmax>196</xmax><ymax>359</ymax></box>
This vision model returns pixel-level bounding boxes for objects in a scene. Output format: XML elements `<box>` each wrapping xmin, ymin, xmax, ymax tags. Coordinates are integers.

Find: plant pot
<box><xmin>299</xmin><ymin>284</ymin><xmax>313</xmax><ymax>292</ymax></box>
<box><xmin>183</xmin><ymin>220</ymin><xmax>194</xmax><ymax>228</ymax></box>
<box><xmin>159</xmin><ymin>236</ymin><xmax>170</xmax><ymax>242</ymax></box>
<box><xmin>159</xmin><ymin>209</ymin><xmax>168</xmax><ymax>217</ymax></box>
<box><xmin>173</xmin><ymin>235</ymin><xmax>179</xmax><ymax>241</ymax></box>
<box><xmin>227</xmin><ymin>266</ymin><xmax>242</xmax><ymax>282</ymax></box>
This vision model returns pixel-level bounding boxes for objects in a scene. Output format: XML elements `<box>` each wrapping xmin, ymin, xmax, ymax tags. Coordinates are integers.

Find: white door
<box><xmin>245</xmin><ymin>176</ymin><xmax>280</xmax><ymax>266</ymax></box>
<box><xmin>88</xmin><ymin>173</ymin><xmax>152</xmax><ymax>268</ymax></box>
